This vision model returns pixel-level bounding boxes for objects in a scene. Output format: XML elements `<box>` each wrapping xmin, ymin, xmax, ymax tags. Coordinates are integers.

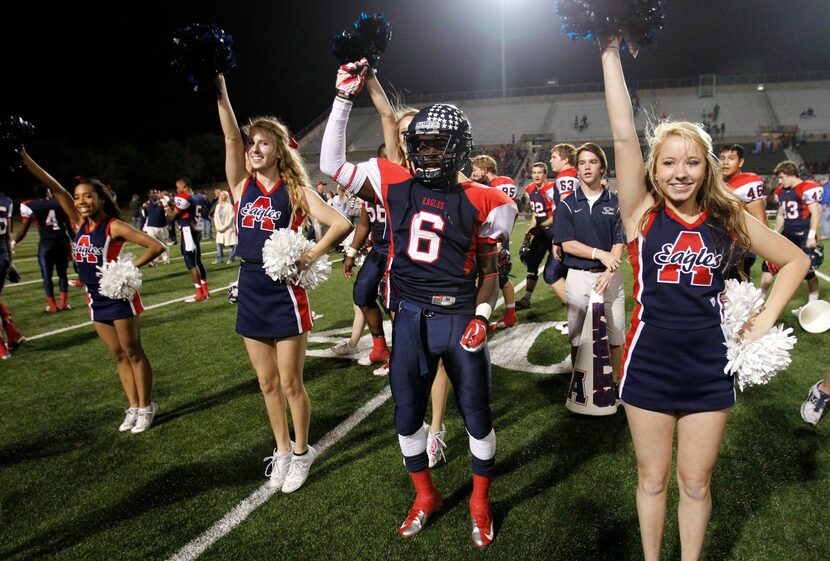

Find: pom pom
<box><xmin>0</xmin><ymin>115</ymin><xmax>35</xmax><ymax>172</ymax></box>
<box><xmin>332</xmin><ymin>12</ymin><xmax>392</xmax><ymax>67</ymax></box>
<box><xmin>96</xmin><ymin>253</ymin><xmax>142</xmax><ymax>300</ymax></box>
<box><xmin>261</xmin><ymin>229</ymin><xmax>331</xmax><ymax>290</ymax></box>
<box><xmin>555</xmin><ymin>0</ymin><xmax>665</xmax><ymax>56</ymax></box>
<box><xmin>721</xmin><ymin>279</ymin><xmax>797</xmax><ymax>390</ymax></box>
<box><xmin>171</xmin><ymin>23</ymin><xmax>238</xmax><ymax>92</ymax></box>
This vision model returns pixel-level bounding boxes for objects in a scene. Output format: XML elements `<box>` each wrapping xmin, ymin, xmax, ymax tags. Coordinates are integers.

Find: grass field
<box><xmin>1</xmin><ymin>219</ymin><xmax>829</xmax><ymax>561</ymax></box>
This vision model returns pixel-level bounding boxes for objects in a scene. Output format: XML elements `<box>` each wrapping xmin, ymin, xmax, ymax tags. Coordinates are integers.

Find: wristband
<box><xmin>345</xmin><ymin>247</ymin><xmax>358</xmax><ymax>258</ymax></box>
<box><xmin>808</xmin><ymin>229</ymin><xmax>816</xmax><ymax>239</ymax></box>
<box><xmin>336</xmin><ymin>91</ymin><xmax>353</xmax><ymax>101</ymax></box>
<box><xmin>591</xmin><ymin>248</ymin><xmax>597</xmax><ymax>260</ymax></box>
<box><xmin>475</xmin><ymin>303</ymin><xmax>493</xmax><ymax>321</ymax></box>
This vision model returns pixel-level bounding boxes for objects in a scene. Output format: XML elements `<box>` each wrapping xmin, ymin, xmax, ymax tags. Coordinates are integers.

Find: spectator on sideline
<box><xmin>212</xmin><ymin>190</ymin><xmax>237</xmax><ymax>264</ymax></box>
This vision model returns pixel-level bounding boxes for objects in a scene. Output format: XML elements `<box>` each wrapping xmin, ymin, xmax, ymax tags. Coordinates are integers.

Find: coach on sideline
<box><xmin>553</xmin><ymin>143</ymin><xmax>626</xmax><ymax>381</ymax></box>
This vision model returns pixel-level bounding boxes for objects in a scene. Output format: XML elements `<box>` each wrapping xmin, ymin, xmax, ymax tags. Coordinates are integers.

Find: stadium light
<box><xmin>757</xmin><ymin>84</ymin><xmax>765</xmax><ymax>91</ymax></box>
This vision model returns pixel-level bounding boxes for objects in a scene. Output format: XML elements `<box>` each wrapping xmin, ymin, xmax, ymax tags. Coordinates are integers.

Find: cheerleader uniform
<box><xmin>235</xmin><ymin>177</ymin><xmax>312</xmax><ymax>339</ymax></box>
<box><xmin>74</xmin><ymin>217</ymin><xmax>144</xmax><ymax>322</ymax></box>
<box><xmin>620</xmin><ymin>206</ymin><xmax>735</xmax><ymax>411</ymax></box>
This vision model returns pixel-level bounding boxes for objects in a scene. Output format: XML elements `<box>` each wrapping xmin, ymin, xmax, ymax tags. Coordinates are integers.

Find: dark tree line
<box><xmin>2</xmin><ymin>133</ymin><xmax>226</xmax><ymax>203</ymax></box>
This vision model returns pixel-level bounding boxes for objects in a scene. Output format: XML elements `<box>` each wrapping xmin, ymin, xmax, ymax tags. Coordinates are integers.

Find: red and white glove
<box><xmin>460</xmin><ymin>317</ymin><xmax>488</xmax><ymax>353</ymax></box>
<box><xmin>336</xmin><ymin>58</ymin><xmax>369</xmax><ymax>99</ymax></box>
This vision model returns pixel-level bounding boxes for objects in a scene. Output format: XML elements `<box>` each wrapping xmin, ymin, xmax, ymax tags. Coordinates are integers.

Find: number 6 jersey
<box><xmin>364</xmin><ymin>158</ymin><xmax>517</xmax><ymax>314</ymax></box>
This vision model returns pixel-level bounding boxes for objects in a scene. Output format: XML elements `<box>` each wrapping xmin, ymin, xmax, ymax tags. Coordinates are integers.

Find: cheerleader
<box><xmin>22</xmin><ymin>150</ymin><xmax>165</xmax><ymax>433</ymax></box>
<box><xmin>214</xmin><ymin>74</ymin><xmax>352</xmax><ymax>493</ymax></box>
<box><xmin>601</xmin><ymin>35</ymin><xmax>809</xmax><ymax>560</ymax></box>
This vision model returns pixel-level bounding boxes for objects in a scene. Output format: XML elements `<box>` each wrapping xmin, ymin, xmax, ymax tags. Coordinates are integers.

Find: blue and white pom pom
<box><xmin>96</xmin><ymin>254</ymin><xmax>142</xmax><ymax>300</ymax></box>
<box><xmin>722</xmin><ymin>279</ymin><xmax>797</xmax><ymax>391</ymax></box>
<box><xmin>261</xmin><ymin>229</ymin><xmax>331</xmax><ymax>290</ymax></box>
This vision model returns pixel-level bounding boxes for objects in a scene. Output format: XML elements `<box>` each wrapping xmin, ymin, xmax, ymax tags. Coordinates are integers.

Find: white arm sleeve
<box><xmin>320</xmin><ymin>97</ymin><xmax>369</xmax><ymax>196</ymax></box>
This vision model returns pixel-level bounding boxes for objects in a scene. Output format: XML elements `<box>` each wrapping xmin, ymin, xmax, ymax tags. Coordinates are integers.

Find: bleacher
<box><xmin>298</xmin><ymin>77</ymin><xmax>830</xmax><ymax>185</ymax></box>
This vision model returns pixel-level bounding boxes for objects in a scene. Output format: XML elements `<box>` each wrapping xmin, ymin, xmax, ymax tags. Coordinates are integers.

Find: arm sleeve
<box><xmin>320</xmin><ymin>96</ymin><xmax>381</xmax><ymax>198</ymax></box>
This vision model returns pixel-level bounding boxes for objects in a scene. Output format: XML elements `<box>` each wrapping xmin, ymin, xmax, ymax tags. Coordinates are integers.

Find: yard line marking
<box><xmin>167</xmin><ymin>385</ymin><xmax>392</xmax><ymax>561</ymax></box>
<box><xmin>24</xmin><ymin>257</ymin><xmax>345</xmax><ymax>341</ymax></box>
<box><xmin>816</xmin><ymin>270</ymin><xmax>829</xmax><ymax>283</ymax></box>
<box><xmin>25</xmin><ymin>284</ymin><xmax>234</xmax><ymax>341</ymax></box>
<box><xmin>6</xmin><ymin>250</ymin><xmax>219</xmax><ymax>288</ymax></box>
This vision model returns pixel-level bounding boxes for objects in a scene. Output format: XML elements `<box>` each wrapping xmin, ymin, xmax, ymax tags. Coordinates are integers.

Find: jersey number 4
<box><xmin>407</xmin><ymin>211</ymin><xmax>444</xmax><ymax>263</ymax></box>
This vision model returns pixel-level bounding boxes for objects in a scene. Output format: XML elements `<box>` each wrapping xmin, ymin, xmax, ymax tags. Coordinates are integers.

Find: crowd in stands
<box><xmin>473</xmin><ymin>143</ymin><xmax>527</xmax><ymax>178</ymax></box>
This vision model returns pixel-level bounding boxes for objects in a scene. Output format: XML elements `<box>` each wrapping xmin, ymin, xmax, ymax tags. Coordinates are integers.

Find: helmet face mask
<box><xmin>405</xmin><ymin>104</ymin><xmax>473</xmax><ymax>188</ymax></box>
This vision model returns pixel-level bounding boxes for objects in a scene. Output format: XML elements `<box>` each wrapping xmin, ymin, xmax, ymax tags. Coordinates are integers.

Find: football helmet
<box><xmin>404</xmin><ymin>104</ymin><xmax>473</xmax><ymax>187</ymax></box>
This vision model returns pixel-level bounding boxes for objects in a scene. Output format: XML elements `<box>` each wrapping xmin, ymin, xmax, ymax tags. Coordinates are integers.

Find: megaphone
<box><xmin>565</xmin><ymin>291</ymin><xmax>618</xmax><ymax>416</ymax></box>
<box><xmin>797</xmin><ymin>300</ymin><xmax>830</xmax><ymax>333</ymax></box>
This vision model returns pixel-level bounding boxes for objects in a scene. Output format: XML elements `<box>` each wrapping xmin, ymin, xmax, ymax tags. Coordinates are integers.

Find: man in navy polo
<box><xmin>553</xmin><ymin>142</ymin><xmax>625</xmax><ymax>380</ymax></box>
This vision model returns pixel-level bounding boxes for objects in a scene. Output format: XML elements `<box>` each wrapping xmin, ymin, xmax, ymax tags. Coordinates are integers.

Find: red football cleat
<box><xmin>399</xmin><ymin>489</ymin><xmax>443</xmax><ymax>538</ymax></box>
<box><xmin>0</xmin><ymin>339</ymin><xmax>10</xmax><ymax>360</ymax></box>
<box><xmin>470</xmin><ymin>497</ymin><xmax>495</xmax><ymax>548</ymax></box>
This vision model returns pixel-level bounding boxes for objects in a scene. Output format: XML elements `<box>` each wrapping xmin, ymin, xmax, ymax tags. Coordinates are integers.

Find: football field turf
<box><xmin>1</xmin><ymin>221</ymin><xmax>829</xmax><ymax>561</ymax></box>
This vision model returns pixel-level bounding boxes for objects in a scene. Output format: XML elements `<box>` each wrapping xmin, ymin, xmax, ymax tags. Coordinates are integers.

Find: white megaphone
<box><xmin>565</xmin><ymin>291</ymin><xmax>618</xmax><ymax>416</ymax></box>
<box><xmin>797</xmin><ymin>300</ymin><xmax>830</xmax><ymax>333</ymax></box>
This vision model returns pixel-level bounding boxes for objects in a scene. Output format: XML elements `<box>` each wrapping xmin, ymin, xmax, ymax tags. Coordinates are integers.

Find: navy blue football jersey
<box><xmin>20</xmin><ymin>199</ymin><xmax>70</xmax><ymax>242</ymax></box>
<box><xmin>0</xmin><ymin>194</ymin><xmax>12</xmax><ymax>256</ymax></box>
<box><xmin>368</xmin><ymin>158</ymin><xmax>517</xmax><ymax>314</ymax></box>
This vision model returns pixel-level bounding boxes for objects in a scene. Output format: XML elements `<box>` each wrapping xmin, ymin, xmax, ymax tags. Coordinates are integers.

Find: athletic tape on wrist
<box><xmin>345</xmin><ymin>247</ymin><xmax>358</xmax><ymax>258</ymax></box>
<box><xmin>475</xmin><ymin>303</ymin><xmax>493</xmax><ymax>321</ymax></box>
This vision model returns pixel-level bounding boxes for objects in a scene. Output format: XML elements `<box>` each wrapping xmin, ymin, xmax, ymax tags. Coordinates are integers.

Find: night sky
<box><xmin>5</xmin><ymin>0</ymin><xmax>829</xmax><ymax>147</ymax></box>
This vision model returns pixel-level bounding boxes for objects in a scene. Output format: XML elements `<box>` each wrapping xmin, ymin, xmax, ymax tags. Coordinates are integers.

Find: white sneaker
<box><xmin>426</xmin><ymin>425</ymin><xmax>447</xmax><ymax>468</ymax></box>
<box><xmin>264</xmin><ymin>442</ymin><xmax>294</xmax><ymax>489</ymax></box>
<box><xmin>373</xmin><ymin>361</ymin><xmax>390</xmax><ymax>377</ymax></box>
<box><xmin>331</xmin><ymin>341</ymin><xmax>359</xmax><ymax>357</ymax></box>
<box><xmin>282</xmin><ymin>445</ymin><xmax>317</xmax><ymax>493</ymax></box>
<box><xmin>801</xmin><ymin>381</ymin><xmax>830</xmax><ymax>426</ymax></box>
<box><xmin>119</xmin><ymin>408</ymin><xmax>139</xmax><ymax>432</ymax></box>
<box><xmin>131</xmin><ymin>403</ymin><xmax>159</xmax><ymax>433</ymax></box>
<box><xmin>311</xmin><ymin>311</ymin><xmax>324</xmax><ymax>321</ymax></box>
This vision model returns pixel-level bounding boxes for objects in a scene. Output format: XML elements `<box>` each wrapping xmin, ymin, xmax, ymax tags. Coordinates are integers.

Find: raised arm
<box><xmin>601</xmin><ymin>36</ymin><xmax>650</xmax><ymax>237</ymax></box>
<box><xmin>214</xmin><ymin>75</ymin><xmax>248</xmax><ymax>201</ymax></box>
<box><xmin>20</xmin><ymin>149</ymin><xmax>80</xmax><ymax>224</ymax></box>
<box><xmin>365</xmin><ymin>69</ymin><xmax>399</xmax><ymax>159</ymax></box>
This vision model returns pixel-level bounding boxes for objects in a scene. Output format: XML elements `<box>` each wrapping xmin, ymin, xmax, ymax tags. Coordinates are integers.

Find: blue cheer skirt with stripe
<box><xmin>236</xmin><ymin>261</ymin><xmax>313</xmax><ymax>339</ymax></box>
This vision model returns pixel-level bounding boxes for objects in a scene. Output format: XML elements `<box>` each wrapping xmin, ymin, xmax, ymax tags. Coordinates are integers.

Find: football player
<box><xmin>14</xmin><ymin>186</ymin><xmax>73</xmax><ymax>311</ymax></box>
<box><xmin>166</xmin><ymin>177</ymin><xmax>209</xmax><ymax>302</ymax></box>
<box><xmin>0</xmin><ymin>190</ymin><xmax>24</xmax><ymax>359</ymax></box>
<box><xmin>761</xmin><ymin>161</ymin><xmax>822</xmax><ymax>305</ymax></box>
<box><xmin>719</xmin><ymin>144</ymin><xmax>767</xmax><ymax>278</ymax></box>
<box><xmin>470</xmin><ymin>155</ymin><xmax>518</xmax><ymax>330</ymax></box>
<box><xmin>321</xmin><ymin>70</ymin><xmax>517</xmax><ymax>547</ymax></box>
<box><xmin>141</xmin><ymin>190</ymin><xmax>170</xmax><ymax>265</ymax></box>
<box><xmin>516</xmin><ymin>162</ymin><xmax>563</xmax><ymax>308</ymax></box>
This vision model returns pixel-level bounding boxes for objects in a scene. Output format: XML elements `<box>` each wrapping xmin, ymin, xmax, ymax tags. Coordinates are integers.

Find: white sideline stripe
<box><xmin>11</xmin><ymin>240</ymin><xmax>217</xmax><ymax>264</ymax></box>
<box><xmin>167</xmin><ymin>385</ymin><xmax>392</xmax><ymax>561</ymax></box>
<box><xmin>26</xmin><ymin>285</ymin><xmax>233</xmax><ymax>341</ymax></box>
<box><xmin>816</xmin><ymin>270</ymin><xmax>830</xmax><ymax>283</ymax></box>
<box><xmin>6</xmin><ymin>250</ymin><xmax>219</xmax><ymax>288</ymax></box>
<box><xmin>25</xmin><ymin>256</ymin><xmax>346</xmax><ymax>341</ymax></box>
